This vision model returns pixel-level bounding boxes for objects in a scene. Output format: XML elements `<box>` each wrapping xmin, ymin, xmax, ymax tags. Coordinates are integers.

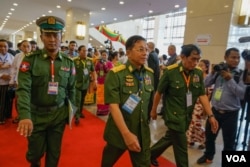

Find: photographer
<box><xmin>197</xmin><ymin>47</ymin><xmax>247</xmax><ymax>164</ymax></box>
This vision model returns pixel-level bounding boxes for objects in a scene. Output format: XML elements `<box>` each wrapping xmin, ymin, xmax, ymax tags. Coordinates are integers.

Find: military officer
<box><xmin>16</xmin><ymin>16</ymin><xmax>76</xmax><ymax>167</ymax></box>
<box><xmin>150</xmin><ymin>44</ymin><xmax>218</xmax><ymax>167</ymax></box>
<box><xmin>73</xmin><ymin>45</ymin><xmax>96</xmax><ymax>125</ymax></box>
<box><xmin>101</xmin><ymin>35</ymin><xmax>154</xmax><ymax>167</ymax></box>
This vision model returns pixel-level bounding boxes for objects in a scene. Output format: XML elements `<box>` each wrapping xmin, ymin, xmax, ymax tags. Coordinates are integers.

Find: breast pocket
<box><xmin>32</xmin><ymin>70</ymin><xmax>48</xmax><ymax>86</ymax></box>
<box><xmin>59</xmin><ymin>70</ymin><xmax>70</xmax><ymax>87</ymax></box>
<box><xmin>168</xmin><ymin>81</ymin><xmax>185</xmax><ymax>96</ymax></box>
<box><xmin>191</xmin><ymin>82</ymin><xmax>202</xmax><ymax>96</ymax></box>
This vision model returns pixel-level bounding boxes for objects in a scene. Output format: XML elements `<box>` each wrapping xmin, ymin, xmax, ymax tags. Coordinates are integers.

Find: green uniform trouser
<box><xmin>101</xmin><ymin>143</ymin><xmax>150</xmax><ymax>167</ymax></box>
<box><xmin>151</xmin><ymin>129</ymin><xmax>188</xmax><ymax>167</ymax></box>
<box><xmin>75</xmin><ymin>88</ymin><xmax>87</xmax><ymax>118</ymax></box>
<box><xmin>26</xmin><ymin>105</ymin><xmax>68</xmax><ymax>167</ymax></box>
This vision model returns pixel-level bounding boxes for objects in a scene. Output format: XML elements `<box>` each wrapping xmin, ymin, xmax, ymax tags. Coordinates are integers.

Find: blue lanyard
<box><xmin>0</xmin><ymin>54</ymin><xmax>8</xmax><ymax>63</ymax></box>
<box><xmin>133</xmin><ymin>72</ymin><xmax>143</xmax><ymax>95</ymax></box>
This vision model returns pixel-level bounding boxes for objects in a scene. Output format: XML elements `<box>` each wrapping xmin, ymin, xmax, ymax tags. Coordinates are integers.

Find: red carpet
<box><xmin>0</xmin><ymin>110</ymin><xmax>175</xmax><ymax>167</ymax></box>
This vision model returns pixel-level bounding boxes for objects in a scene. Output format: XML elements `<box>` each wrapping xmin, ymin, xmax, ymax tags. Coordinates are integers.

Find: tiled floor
<box><xmin>84</xmin><ymin>101</ymin><xmax>247</xmax><ymax>167</ymax></box>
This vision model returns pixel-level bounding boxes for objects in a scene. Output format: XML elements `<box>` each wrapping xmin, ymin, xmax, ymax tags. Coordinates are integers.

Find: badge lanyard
<box><xmin>0</xmin><ymin>54</ymin><xmax>8</xmax><ymax>63</ymax></box>
<box><xmin>81</xmin><ymin>60</ymin><xmax>86</xmax><ymax>68</ymax></box>
<box><xmin>182</xmin><ymin>72</ymin><xmax>192</xmax><ymax>107</ymax></box>
<box><xmin>51</xmin><ymin>60</ymin><xmax>55</xmax><ymax>82</ymax></box>
<box><xmin>182</xmin><ymin>72</ymin><xmax>190</xmax><ymax>92</ymax></box>
<box><xmin>133</xmin><ymin>72</ymin><xmax>143</xmax><ymax>95</ymax></box>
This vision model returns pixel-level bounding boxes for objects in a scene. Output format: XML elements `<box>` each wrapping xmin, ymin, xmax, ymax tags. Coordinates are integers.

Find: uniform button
<box><xmin>140</xmin><ymin>91</ymin><xmax>143</xmax><ymax>94</ymax></box>
<box><xmin>141</xmin><ymin>119</ymin><xmax>143</xmax><ymax>122</ymax></box>
<box><xmin>129</xmin><ymin>91</ymin><xmax>132</xmax><ymax>94</ymax></box>
<box><xmin>174</xmin><ymin>112</ymin><xmax>177</xmax><ymax>115</ymax></box>
<box><xmin>141</xmin><ymin>100</ymin><xmax>143</xmax><ymax>103</ymax></box>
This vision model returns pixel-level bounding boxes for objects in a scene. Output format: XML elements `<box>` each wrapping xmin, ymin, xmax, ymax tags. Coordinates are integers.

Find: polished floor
<box><xmin>84</xmin><ymin>101</ymin><xmax>247</xmax><ymax>167</ymax></box>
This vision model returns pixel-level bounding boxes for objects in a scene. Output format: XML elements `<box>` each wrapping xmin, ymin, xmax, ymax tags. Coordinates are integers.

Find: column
<box><xmin>184</xmin><ymin>0</ymin><xmax>242</xmax><ymax>63</ymax></box>
<box><xmin>64</xmin><ymin>8</ymin><xmax>90</xmax><ymax>46</ymax></box>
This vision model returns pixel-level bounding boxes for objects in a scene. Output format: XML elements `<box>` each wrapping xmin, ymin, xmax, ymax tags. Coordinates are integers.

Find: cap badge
<box><xmin>47</xmin><ymin>17</ymin><xmax>56</xmax><ymax>25</ymax></box>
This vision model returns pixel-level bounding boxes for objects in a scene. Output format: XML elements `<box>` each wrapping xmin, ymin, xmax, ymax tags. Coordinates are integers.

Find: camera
<box><xmin>242</xmin><ymin>49</ymin><xmax>250</xmax><ymax>61</ymax></box>
<box><xmin>213</xmin><ymin>62</ymin><xmax>228</xmax><ymax>72</ymax></box>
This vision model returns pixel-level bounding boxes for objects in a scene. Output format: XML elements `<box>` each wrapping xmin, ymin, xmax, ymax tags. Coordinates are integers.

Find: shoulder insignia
<box><xmin>25</xmin><ymin>50</ymin><xmax>41</xmax><ymax>57</ymax></box>
<box><xmin>111</xmin><ymin>64</ymin><xmax>126</xmax><ymax>73</ymax></box>
<box><xmin>195</xmin><ymin>66</ymin><xmax>202</xmax><ymax>71</ymax></box>
<box><xmin>87</xmin><ymin>57</ymin><xmax>93</xmax><ymax>61</ymax></box>
<box><xmin>166</xmin><ymin>63</ymin><xmax>178</xmax><ymax>70</ymax></box>
<box><xmin>144</xmin><ymin>66</ymin><xmax>154</xmax><ymax>73</ymax></box>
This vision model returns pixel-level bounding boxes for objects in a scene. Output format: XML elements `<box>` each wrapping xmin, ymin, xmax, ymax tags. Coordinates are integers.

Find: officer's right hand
<box><xmin>122</xmin><ymin>131</ymin><xmax>141</xmax><ymax>152</ymax></box>
<box><xmin>17</xmin><ymin>119</ymin><xmax>33</xmax><ymax>137</ymax></box>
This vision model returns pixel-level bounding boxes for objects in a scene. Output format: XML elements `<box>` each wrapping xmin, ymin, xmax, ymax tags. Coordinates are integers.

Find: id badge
<box><xmin>83</xmin><ymin>68</ymin><xmax>89</xmax><ymax>75</ymax></box>
<box><xmin>48</xmin><ymin>82</ymin><xmax>59</xmax><ymax>95</ymax></box>
<box><xmin>214</xmin><ymin>87</ymin><xmax>223</xmax><ymax>101</ymax></box>
<box><xmin>122</xmin><ymin>94</ymin><xmax>141</xmax><ymax>114</ymax></box>
<box><xmin>186</xmin><ymin>92</ymin><xmax>192</xmax><ymax>107</ymax></box>
<box><xmin>100</xmin><ymin>70</ymin><xmax>104</xmax><ymax>76</ymax></box>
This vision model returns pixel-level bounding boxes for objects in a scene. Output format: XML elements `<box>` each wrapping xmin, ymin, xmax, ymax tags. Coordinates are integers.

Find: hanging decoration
<box><xmin>95</xmin><ymin>26</ymin><xmax>126</xmax><ymax>45</ymax></box>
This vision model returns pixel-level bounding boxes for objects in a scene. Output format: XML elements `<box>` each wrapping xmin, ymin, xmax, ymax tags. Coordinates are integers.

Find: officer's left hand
<box><xmin>208</xmin><ymin>117</ymin><xmax>219</xmax><ymax>134</ymax></box>
<box><xmin>17</xmin><ymin>119</ymin><xmax>33</xmax><ymax>137</ymax></box>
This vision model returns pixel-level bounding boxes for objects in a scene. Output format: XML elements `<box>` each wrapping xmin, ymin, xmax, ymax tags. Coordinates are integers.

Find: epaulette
<box><xmin>111</xmin><ymin>64</ymin><xmax>126</xmax><ymax>73</ymax></box>
<box><xmin>195</xmin><ymin>66</ymin><xmax>202</xmax><ymax>71</ymax></box>
<box><xmin>145</xmin><ymin>66</ymin><xmax>154</xmax><ymax>73</ymax></box>
<box><xmin>86</xmin><ymin>57</ymin><xmax>93</xmax><ymax>61</ymax></box>
<box><xmin>25</xmin><ymin>50</ymin><xmax>41</xmax><ymax>57</ymax></box>
<box><xmin>61</xmin><ymin>53</ymin><xmax>74</xmax><ymax>61</ymax></box>
<box><xmin>166</xmin><ymin>63</ymin><xmax>178</xmax><ymax>70</ymax></box>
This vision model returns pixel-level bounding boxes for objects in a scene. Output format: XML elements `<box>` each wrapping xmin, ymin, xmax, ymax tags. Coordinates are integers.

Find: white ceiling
<box><xmin>0</xmin><ymin>0</ymin><xmax>186</xmax><ymax>37</ymax></box>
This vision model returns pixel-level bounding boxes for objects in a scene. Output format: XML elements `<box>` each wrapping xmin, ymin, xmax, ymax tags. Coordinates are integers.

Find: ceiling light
<box><xmin>13</xmin><ymin>3</ymin><xmax>18</xmax><ymax>6</ymax></box>
<box><xmin>6</xmin><ymin>16</ymin><xmax>10</xmax><ymax>18</ymax></box>
<box><xmin>67</xmin><ymin>0</ymin><xmax>72</xmax><ymax>2</ymax></box>
<box><xmin>91</xmin><ymin>23</ymin><xmax>94</xmax><ymax>26</ymax></box>
<box><xmin>175</xmin><ymin>4</ymin><xmax>180</xmax><ymax>8</ymax></box>
<box><xmin>101</xmin><ymin>7</ymin><xmax>106</xmax><ymax>11</ymax></box>
<box><xmin>10</xmin><ymin>8</ymin><xmax>15</xmax><ymax>11</ymax></box>
<box><xmin>8</xmin><ymin>12</ymin><xmax>12</xmax><ymax>15</ymax></box>
<box><xmin>114</xmin><ymin>18</ymin><xmax>117</xmax><ymax>21</ymax></box>
<box><xmin>48</xmin><ymin>10</ymin><xmax>52</xmax><ymax>13</ymax></box>
<box><xmin>208</xmin><ymin>18</ymin><xmax>213</xmax><ymax>22</ymax></box>
<box><xmin>129</xmin><ymin>14</ymin><xmax>133</xmax><ymax>17</ymax></box>
<box><xmin>101</xmin><ymin>21</ymin><xmax>105</xmax><ymax>23</ymax></box>
<box><xmin>56</xmin><ymin>5</ymin><xmax>61</xmax><ymax>8</ymax></box>
<box><xmin>148</xmin><ymin>10</ymin><xmax>153</xmax><ymax>14</ymax></box>
<box><xmin>119</xmin><ymin>1</ymin><xmax>124</xmax><ymax>5</ymax></box>
<box><xmin>42</xmin><ymin>14</ymin><xmax>46</xmax><ymax>17</ymax></box>
<box><xmin>224</xmin><ymin>5</ymin><xmax>229</xmax><ymax>8</ymax></box>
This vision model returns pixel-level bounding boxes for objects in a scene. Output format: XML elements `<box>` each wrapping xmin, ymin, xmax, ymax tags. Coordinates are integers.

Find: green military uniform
<box><xmin>151</xmin><ymin>62</ymin><xmax>205</xmax><ymax>167</ymax></box>
<box><xmin>73</xmin><ymin>56</ymin><xmax>95</xmax><ymax>118</ymax></box>
<box><xmin>102</xmin><ymin>61</ymin><xmax>154</xmax><ymax>167</ymax></box>
<box><xmin>16</xmin><ymin>16</ymin><xmax>76</xmax><ymax>167</ymax></box>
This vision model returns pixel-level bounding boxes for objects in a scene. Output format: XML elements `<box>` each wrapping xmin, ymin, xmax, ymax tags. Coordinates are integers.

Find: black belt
<box><xmin>212</xmin><ymin>107</ymin><xmax>238</xmax><ymax>114</ymax></box>
<box><xmin>31</xmin><ymin>101</ymin><xmax>64</xmax><ymax>111</ymax></box>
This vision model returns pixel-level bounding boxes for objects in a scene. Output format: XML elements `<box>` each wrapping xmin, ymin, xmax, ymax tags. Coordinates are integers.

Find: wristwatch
<box><xmin>208</xmin><ymin>114</ymin><xmax>214</xmax><ymax>119</ymax></box>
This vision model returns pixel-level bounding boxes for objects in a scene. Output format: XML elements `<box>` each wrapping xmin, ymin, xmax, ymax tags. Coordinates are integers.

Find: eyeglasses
<box><xmin>133</xmin><ymin>48</ymin><xmax>148</xmax><ymax>53</ymax></box>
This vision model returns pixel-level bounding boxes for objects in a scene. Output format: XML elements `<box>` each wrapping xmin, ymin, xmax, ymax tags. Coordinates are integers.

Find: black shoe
<box><xmin>197</xmin><ymin>155</ymin><xmax>213</xmax><ymax>164</ymax></box>
<box><xmin>75</xmin><ymin>118</ymin><xmax>80</xmax><ymax>125</ymax></box>
<box><xmin>151</xmin><ymin>158</ymin><xmax>159</xmax><ymax>166</ymax></box>
<box><xmin>30</xmin><ymin>161</ymin><xmax>41</xmax><ymax>167</ymax></box>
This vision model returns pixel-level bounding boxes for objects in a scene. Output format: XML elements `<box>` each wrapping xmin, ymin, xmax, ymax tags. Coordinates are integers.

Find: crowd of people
<box><xmin>0</xmin><ymin>15</ymin><xmax>249</xmax><ymax>167</ymax></box>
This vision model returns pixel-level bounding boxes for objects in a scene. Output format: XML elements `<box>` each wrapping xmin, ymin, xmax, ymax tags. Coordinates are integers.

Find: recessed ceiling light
<box><xmin>224</xmin><ymin>5</ymin><xmax>229</xmax><ymax>8</ymax></box>
<box><xmin>129</xmin><ymin>14</ymin><xmax>133</xmax><ymax>17</ymax></box>
<box><xmin>56</xmin><ymin>5</ymin><xmax>61</xmax><ymax>8</ymax></box>
<box><xmin>101</xmin><ymin>7</ymin><xmax>106</xmax><ymax>11</ymax></box>
<box><xmin>149</xmin><ymin>10</ymin><xmax>153</xmax><ymax>13</ymax></box>
<box><xmin>67</xmin><ymin>0</ymin><xmax>72</xmax><ymax>2</ymax></box>
<box><xmin>175</xmin><ymin>4</ymin><xmax>180</xmax><ymax>8</ymax></box>
<box><xmin>208</xmin><ymin>18</ymin><xmax>213</xmax><ymax>22</ymax></box>
<box><xmin>91</xmin><ymin>23</ymin><xmax>94</xmax><ymax>26</ymax></box>
<box><xmin>13</xmin><ymin>3</ymin><xmax>18</xmax><ymax>6</ymax></box>
<box><xmin>119</xmin><ymin>1</ymin><xmax>124</xmax><ymax>5</ymax></box>
<box><xmin>10</xmin><ymin>8</ymin><xmax>15</xmax><ymax>11</ymax></box>
<box><xmin>48</xmin><ymin>10</ymin><xmax>52</xmax><ymax>13</ymax></box>
<box><xmin>42</xmin><ymin>14</ymin><xmax>46</xmax><ymax>17</ymax></box>
<box><xmin>101</xmin><ymin>21</ymin><xmax>105</xmax><ymax>23</ymax></box>
<box><xmin>114</xmin><ymin>18</ymin><xmax>117</xmax><ymax>21</ymax></box>
<box><xmin>8</xmin><ymin>12</ymin><xmax>12</xmax><ymax>15</ymax></box>
<box><xmin>6</xmin><ymin>16</ymin><xmax>10</xmax><ymax>18</ymax></box>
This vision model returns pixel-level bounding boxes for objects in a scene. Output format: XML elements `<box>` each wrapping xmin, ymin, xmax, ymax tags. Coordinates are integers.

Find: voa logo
<box><xmin>226</xmin><ymin>155</ymin><xmax>247</xmax><ymax>162</ymax></box>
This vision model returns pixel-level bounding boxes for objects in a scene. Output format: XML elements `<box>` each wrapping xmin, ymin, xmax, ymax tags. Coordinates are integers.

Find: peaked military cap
<box><xmin>36</xmin><ymin>16</ymin><xmax>65</xmax><ymax>33</ymax></box>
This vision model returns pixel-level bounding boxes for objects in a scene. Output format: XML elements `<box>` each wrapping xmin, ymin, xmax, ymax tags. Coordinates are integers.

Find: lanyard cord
<box><xmin>0</xmin><ymin>54</ymin><xmax>8</xmax><ymax>63</ymax></box>
<box><xmin>133</xmin><ymin>72</ymin><xmax>143</xmax><ymax>95</ymax></box>
<box><xmin>182</xmin><ymin>72</ymin><xmax>190</xmax><ymax>92</ymax></box>
<box><xmin>51</xmin><ymin>60</ymin><xmax>55</xmax><ymax>82</ymax></box>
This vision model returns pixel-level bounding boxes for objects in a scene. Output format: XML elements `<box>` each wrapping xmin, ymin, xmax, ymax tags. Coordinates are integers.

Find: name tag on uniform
<box><xmin>83</xmin><ymin>68</ymin><xmax>89</xmax><ymax>75</ymax></box>
<box><xmin>214</xmin><ymin>87</ymin><xmax>223</xmax><ymax>101</ymax></box>
<box><xmin>186</xmin><ymin>92</ymin><xmax>192</xmax><ymax>107</ymax></box>
<box><xmin>48</xmin><ymin>82</ymin><xmax>58</xmax><ymax>95</ymax></box>
<box><xmin>122</xmin><ymin>94</ymin><xmax>141</xmax><ymax>114</ymax></box>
